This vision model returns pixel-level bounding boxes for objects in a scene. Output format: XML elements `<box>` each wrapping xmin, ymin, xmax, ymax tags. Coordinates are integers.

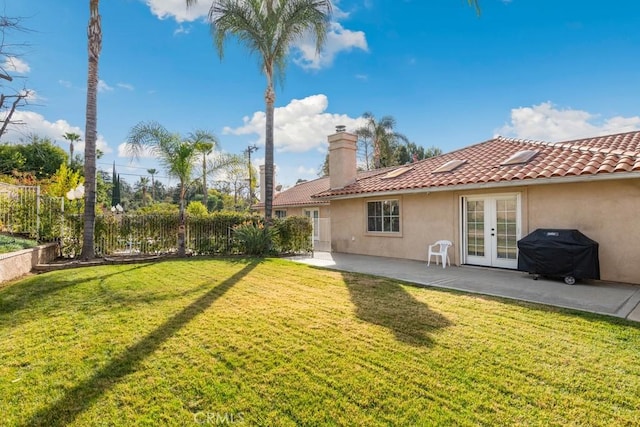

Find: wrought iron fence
<box><xmin>0</xmin><ymin>183</ymin><xmax>64</xmax><ymax>241</ymax></box>
<box><xmin>61</xmin><ymin>213</ymin><xmax>257</xmax><ymax>257</ymax></box>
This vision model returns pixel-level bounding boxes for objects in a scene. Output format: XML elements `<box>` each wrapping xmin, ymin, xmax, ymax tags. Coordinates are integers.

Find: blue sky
<box><xmin>2</xmin><ymin>0</ymin><xmax>640</xmax><ymax>189</ymax></box>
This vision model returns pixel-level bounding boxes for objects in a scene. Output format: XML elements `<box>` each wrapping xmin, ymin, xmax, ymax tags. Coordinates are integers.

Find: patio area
<box><xmin>289</xmin><ymin>252</ymin><xmax>640</xmax><ymax>322</ymax></box>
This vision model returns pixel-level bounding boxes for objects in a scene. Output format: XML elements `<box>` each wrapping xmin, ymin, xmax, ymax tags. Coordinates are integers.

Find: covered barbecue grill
<box><xmin>517</xmin><ymin>229</ymin><xmax>600</xmax><ymax>285</ymax></box>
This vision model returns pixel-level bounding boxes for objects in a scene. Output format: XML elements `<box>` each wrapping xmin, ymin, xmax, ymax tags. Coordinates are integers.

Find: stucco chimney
<box><xmin>328</xmin><ymin>126</ymin><xmax>357</xmax><ymax>190</ymax></box>
<box><xmin>259</xmin><ymin>165</ymin><xmax>266</xmax><ymax>203</ymax></box>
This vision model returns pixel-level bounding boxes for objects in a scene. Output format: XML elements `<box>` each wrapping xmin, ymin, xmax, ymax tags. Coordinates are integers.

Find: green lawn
<box><xmin>1</xmin><ymin>258</ymin><xmax>639</xmax><ymax>426</ymax></box>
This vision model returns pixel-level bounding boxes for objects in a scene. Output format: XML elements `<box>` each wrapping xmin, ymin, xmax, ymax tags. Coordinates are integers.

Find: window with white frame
<box><xmin>275</xmin><ymin>210</ymin><xmax>287</xmax><ymax>218</ymax></box>
<box><xmin>367</xmin><ymin>199</ymin><xmax>400</xmax><ymax>233</ymax></box>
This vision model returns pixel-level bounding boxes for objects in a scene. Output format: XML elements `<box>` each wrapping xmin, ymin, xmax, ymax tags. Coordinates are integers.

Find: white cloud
<box><xmin>144</xmin><ymin>1</ymin><xmax>367</xmax><ymax>70</ymax></box>
<box><xmin>0</xmin><ymin>110</ymin><xmax>112</xmax><ymax>154</ymax></box>
<box><xmin>144</xmin><ymin>0</ymin><xmax>210</xmax><ymax>23</ymax></box>
<box><xmin>2</xmin><ymin>56</ymin><xmax>30</xmax><ymax>74</ymax></box>
<box><xmin>98</xmin><ymin>80</ymin><xmax>114</xmax><ymax>92</ymax></box>
<box><xmin>223</xmin><ymin>94</ymin><xmax>366</xmax><ymax>153</ymax></box>
<box><xmin>173</xmin><ymin>24</ymin><xmax>192</xmax><ymax>35</ymax></box>
<box><xmin>296</xmin><ymin>166</ymin><xmax>317</xmax><ymax>176</ymax></box>
<box><xmin>496</xmin><ymin>102</ymin><xmax>640</xmax><ymax>142</ymax></box>
<box><xmin>58</xmin><ymin>80</ymin><xmax>73</xmax><ymax>88</ymax></box>
<box><xmin>293</xmin><ymin>22</ymin><xmax>368</xmax><ymax>70</ymax></box>
<box><xmin>117</xmin><ymin>82</ymin><xmax>135</xmax><ymax>91</ymax></box>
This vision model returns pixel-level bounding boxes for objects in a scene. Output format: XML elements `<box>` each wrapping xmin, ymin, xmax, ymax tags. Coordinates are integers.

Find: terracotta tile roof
<box><xmin>256</xmin><ymin>169</ymin><xmax>390</xmax><ymax>208</ymax></box>
<box><xmin>313</xmin><ymin>130</ymin><xmax>640</xmax><ymax>198</ymax></box>
<box><xmin>264</xmin><ymin>176</ymin><xmax>331</xmax><ymax>208</ymax></box>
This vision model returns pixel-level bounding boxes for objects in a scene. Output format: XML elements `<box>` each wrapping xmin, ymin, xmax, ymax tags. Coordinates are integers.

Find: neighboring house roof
<box><xmin>263</xmin><ymin>176</ymin><xmax>331</xmax><ymax>208</ymax></box>
<box><xmin>314</xmin><ymin>130</ymin><xmax>640</xmax><ymax>198</ymax></box>
<box><xmin>256</xmin><ymin>169</ymin><xmax>390</xmax><ymax>208</ymax></box>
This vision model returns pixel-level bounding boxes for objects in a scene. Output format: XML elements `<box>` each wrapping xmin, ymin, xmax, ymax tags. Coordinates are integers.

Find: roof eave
<box><xmin>316</xmin><ymin>171</ymin><xmax>640</xmax><ymax>201</ymax></box>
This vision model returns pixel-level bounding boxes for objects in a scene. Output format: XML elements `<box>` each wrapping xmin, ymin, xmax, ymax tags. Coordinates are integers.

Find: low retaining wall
<box><xmin>0</xmin><ymin>243</ymin><xmax>59</xmax><ymax>284</ymax></box>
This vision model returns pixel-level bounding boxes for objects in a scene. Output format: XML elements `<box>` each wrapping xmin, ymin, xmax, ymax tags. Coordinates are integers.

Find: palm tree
<box><xmin>125</xmin><ymin>121</ymin><xmax>214</xmax><ymax>257</ymax></box>
<box><xmin>137</xmin><ymin>176</ymin><xmax>150</xmax><ymax>206</ymax></box>
<box><xmin>185</xmin><ymin>0</ymin><xmax>332</xmax><ymax>221</ymax></box>
<box><xmin>80</xmin><ymin>0</ymin><xmax>101</xmax><ymax>260</ymax></box>
<box><xmin>147</xmin><ymin>168</ymin><xmax>158</xmax><ymax>202</ymax></box>
<box><xmin>356</xmin><ymin>112</ymin><xmax>409</xmax><ymax>169</ymax></box>
<box><xmin>191</xmin><ymin>131</ymin><xmax>219</xmax><ymax>211</ymax></box>
<box><xmin>62</xmin><ymin>132</ymin><xmax>82</xmax><ymax>165</ymax></box>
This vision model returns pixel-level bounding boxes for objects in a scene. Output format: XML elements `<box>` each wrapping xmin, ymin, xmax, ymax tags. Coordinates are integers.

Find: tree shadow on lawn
<box><xmin>23</xmin><ymin>259</ymin><xmax>261</xmax><ymax>427</ymax></box>
<box><xmin>0</xmin><ymin>263</ymin><xmax>154</xmax><ymax>318</ymax></box>
<box><xmin>343</xmin><ymin>272</ymin><xmax>452</xmax><ymax>347</ymax></box>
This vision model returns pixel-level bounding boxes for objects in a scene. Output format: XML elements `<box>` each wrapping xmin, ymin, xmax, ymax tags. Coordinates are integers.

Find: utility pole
<box><xmin>245</xmin><ymin>144</ymin><xmax>259</xmax><ymax>205</ymax></box>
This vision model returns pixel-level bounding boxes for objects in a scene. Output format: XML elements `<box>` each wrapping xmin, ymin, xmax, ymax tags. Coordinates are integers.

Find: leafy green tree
<box><xmin>4</xmin><ymin>135</ymin><xmax>68</xmax><ymax>179</ymax></box>
<box><xmin>125</xmin><ymin>121</ymin><xmax>215</xmax><ymax>256</ymax></box>
<box><xmin>96</xmin><ymin>170</ymin><xmax>111</xmax><ymax>210</ymax></box>
<box><xmin>48</xmin><ymin>163</ymin><xmax>84</xmax><ymax>214</ymax></box>
<box><xmin>81</xmin><ymin>0</ymin><xmax>102</xmax><ymax>259</ymax></box>
<box><xmin>206</xmin><ymin>189</ymin><xmax>225</xmax><ymax>212</ymax></box>
<box><xmin>48</xmin><ymin>163</ymin><xmax>83</xmax><ymax>196</ymax></box>
<box><xmin>0</xmin><ymin>144</ymin><xmax>25</xmax><ymax>174</ymax></box>
<box><xmin>393</xmin><ymin>142</ymin><xmax>443</xmax><ymax>165</ymax></box>
<box><xmin>185</xmin><ymin>0</ymin><xmax>332</xmax><ymax>221</ymax></box>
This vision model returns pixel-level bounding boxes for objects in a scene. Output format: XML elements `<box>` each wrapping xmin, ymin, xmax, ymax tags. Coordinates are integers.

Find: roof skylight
<box><xmin>501</xmin><ymin>150</ymin><xmax>539</xmax><ymax>166</ymax></box>
<box><xmin>381</xmin><ymin>166</ymin><xmax>413</xmax><ymax>179</ymax></box>
<box><xmin>432</xmin><ymin>159</ymin><xmax>467</xmax><ymax>173</ymax></box>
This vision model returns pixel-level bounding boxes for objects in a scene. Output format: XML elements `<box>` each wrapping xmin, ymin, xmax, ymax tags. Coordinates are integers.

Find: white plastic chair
<box><xmin>427</xmin><ymin>240</ymin><xmax>452</xmax><ymax>269</ymax></box>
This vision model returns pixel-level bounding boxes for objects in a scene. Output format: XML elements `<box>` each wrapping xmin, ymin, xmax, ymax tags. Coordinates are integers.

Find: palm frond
<box><xmin>209</xmin><ymin>0</ymin><xmax>331</xmax><ymax>86</ymax></box>
<box><xmin>125</xmin><ymin>121</ymin><xmax>172</xmax><ymax>160</ymax></box>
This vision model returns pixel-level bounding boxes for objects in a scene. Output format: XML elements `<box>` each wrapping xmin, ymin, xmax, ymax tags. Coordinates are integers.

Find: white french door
<box><xmin>463</xmin><ymin>194</ymin><xmax>520</xmax><ymax>269</ymax></box>
<box><xmin>304</xmin><ymin>209</ymin><xmax>320</xmax><ymax>241</ymax></box>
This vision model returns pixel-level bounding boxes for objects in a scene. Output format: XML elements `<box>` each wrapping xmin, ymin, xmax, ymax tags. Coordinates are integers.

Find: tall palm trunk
<box><xmin>264</xmin><ymin>84</ymin><xmax>275</xmax><ymax>222</ymax></box>
<box><xmin>178</xmin><ymin>181</ymin><xmax>187</xmax><ymax>256</ymax></box>
<box><xmin>81</xmin><ymin>0</ymin><xmax>101</xmax><ymax>260</ymax></box>
<box><xmin>201</xmin><ymin>155</ymin><xmax>208</xmax><ymax>210</ymax></box>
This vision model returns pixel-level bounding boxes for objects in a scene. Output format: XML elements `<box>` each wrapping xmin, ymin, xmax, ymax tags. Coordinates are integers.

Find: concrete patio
<box><xmin>288</xmin><ymin>252</ymin><xmax>640</xmax><ymax>322</ymax></box>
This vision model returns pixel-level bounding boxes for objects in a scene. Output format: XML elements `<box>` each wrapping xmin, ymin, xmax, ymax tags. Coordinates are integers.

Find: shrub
<box><xmin>234</xmin><ymin>223</ymin><xmax>274</xmax><ymax>256</ymax></box>
<box><xmin>186</xmin><ymin>201</ymin><xmax>208</xmax><ymax>217</ymax></box>
<box><xmin>273</xmin><ymin>216</ymin><xmax>313</xmax><ymax>254</ymax></box>
<box><xmin>0</xmin><ymin>234</ymin><xmax>38</xmax><ymax>254</ymax></box>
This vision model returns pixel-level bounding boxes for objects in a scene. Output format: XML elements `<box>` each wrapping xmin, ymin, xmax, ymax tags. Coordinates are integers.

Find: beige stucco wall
<box><xmin>331</xmin><ymin>192</ymin><xmax>459</xmax><ymax>263</ymax></box>
<box><xmin>330</xmin><ymin>178</ymin><xmax>640</xmax><ymax>284</ymax></box>
<box><xmin>525</xmin><ymin>179</ymin><xmax>640</xmax><ymax>284</ymax></box>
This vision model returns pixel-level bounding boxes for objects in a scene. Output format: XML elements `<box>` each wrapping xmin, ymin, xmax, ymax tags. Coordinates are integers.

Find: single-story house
<box><xmin>261</xmin><ymin>129</ymin><xmax>640</xmax><ymax>284</ymax></box>
<box><xmin>255</xmin><ymin>166</ymin><xmax>384</xmax><ymax>251</ymax></box>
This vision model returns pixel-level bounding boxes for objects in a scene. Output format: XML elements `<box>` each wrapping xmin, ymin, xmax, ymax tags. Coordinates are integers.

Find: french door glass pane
<box><xmin>466</xmin><ymin>200</ymin><xmax>485</xmax><ymax>256</ymax></box>
<box><xmin>496</xmin><ymin>198</ymin><xmax>517</xmax><ymax>260</ymax></box>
